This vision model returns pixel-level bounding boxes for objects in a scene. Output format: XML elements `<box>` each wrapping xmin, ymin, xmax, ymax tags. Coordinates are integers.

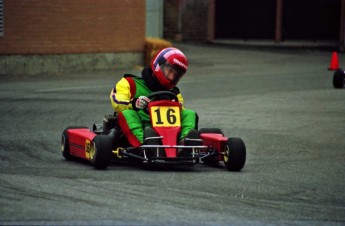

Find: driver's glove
<box><xmin>134</xmin><ymin>96</ymin><xmax>150</xmax><ymax>110</ymax></box>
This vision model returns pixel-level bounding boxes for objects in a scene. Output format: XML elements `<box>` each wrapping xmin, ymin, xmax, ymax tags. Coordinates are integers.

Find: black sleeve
<box><xmin>170</xmin><ymin>87</ymin><xmax>180</xmax><ymax>95</ymax></box>
<box><xmin>131</xmin><ymin>98</ymin><xmax>139</xmax><ymax>111</ymax></box>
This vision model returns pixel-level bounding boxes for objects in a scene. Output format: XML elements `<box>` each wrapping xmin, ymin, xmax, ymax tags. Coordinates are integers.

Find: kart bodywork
<box><xmin>61</xmin><ymin>91</ymin><xmax>246</xmax><ymax>171</ymax></box>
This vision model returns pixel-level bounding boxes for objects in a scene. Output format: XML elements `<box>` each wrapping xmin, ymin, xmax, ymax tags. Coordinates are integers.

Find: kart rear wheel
<box><xmin>333</xmin><ymin>70</ymin><xmax>345</xmax><ymax>89</ymax></box>
<box><xmin>90</xmin><ymin>135</ymin><xmax>112</xmax><ymax>170</ymax></box>
<box><xmin>223</xmin><ymin>138</ymin><xmax>246</xmax><ymax>171</ymax></box>
<box><xmin>61</xmin><ymin>126</ymin><xmax>88</xmax><ymax>160</ymax></box>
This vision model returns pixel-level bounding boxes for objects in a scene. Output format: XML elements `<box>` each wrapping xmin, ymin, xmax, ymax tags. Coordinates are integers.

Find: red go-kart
<box><xmin>61</xmin><ymin>91</ymin><xmax>246</xmax><ymax>171</ymax></box>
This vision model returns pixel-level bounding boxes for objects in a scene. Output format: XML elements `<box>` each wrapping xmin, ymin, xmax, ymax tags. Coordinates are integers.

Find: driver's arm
<box><xmin>177</xmin><ymin>93</ymin><xmax>185</xmax><ymax>110</ymax></box>
<box><xmin>110</xmin><ymin>78</ymin><xmax>134</xmax><ymax>112</ymax></box>
<box><xmin>171</xmin><ymin>87</ymin><xmax>185</xmax><ymax>109</ymax></box>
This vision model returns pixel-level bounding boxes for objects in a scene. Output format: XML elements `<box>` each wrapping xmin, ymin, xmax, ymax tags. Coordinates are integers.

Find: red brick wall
<box><xmin>182</xmin><ymin>0</ymin><xmax>208</xmax><ymax>41</ymax></box>
<box><xmin>0</xmin><ymin>0</ymin><xmax>145</xmax><ymax>55</ymax></box>
<box><xmin>163</xmin><ymin>0</ymin><xmax>179</xmax><ymax>40</ymax></box>
<box><xmin>164</xmin><ymin>0</ymin><xmax>209</xmax><ymax>41</ymax></box>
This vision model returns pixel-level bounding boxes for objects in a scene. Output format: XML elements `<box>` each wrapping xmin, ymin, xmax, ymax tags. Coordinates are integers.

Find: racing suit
<box><xmin>110</xmin><ymin>67</ymin><xmax>198</xmax><ymax>147</ymax></box>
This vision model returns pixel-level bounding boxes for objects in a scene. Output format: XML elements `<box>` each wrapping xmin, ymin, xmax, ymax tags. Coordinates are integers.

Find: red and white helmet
<box><xmin>151</xmin><ymin>47</ymin><xmax>188</xmax><ymax>90</ymax></box>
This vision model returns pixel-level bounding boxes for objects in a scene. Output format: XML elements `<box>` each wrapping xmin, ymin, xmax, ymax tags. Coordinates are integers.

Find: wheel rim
<box><xmin>224</xmin><ymin>145</ymin><xmax>229</xmax><ymax>163</ymax></box>
<box><xmin>89</xmin><ymin>142</ymin><xmax>96</xmax><ymax>160</ymax></box>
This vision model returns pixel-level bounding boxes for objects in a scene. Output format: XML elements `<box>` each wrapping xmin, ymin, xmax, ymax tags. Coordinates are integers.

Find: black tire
<box><xmin>90</xmin><ymin>135</ymin><xmax>113</xmax><ymax>170</ymax></box>
<box><xmin>61</xmin><ymin>126</ymin><xmax>88</xmax><ymax>160</ymax></box>
<box><xmin>224</xmin><ymin>138</ymin><xmax>246</xmax><ymax>172</ymax></box>
<box><xmin>333</xmin><ymin>70</ymin><xmax>345</xmax><ymax>89</ymax></box>
<box><xmin>199</xmin><ymin>128</ymin><xmax>224</xmax><ymax>136</ymax></box>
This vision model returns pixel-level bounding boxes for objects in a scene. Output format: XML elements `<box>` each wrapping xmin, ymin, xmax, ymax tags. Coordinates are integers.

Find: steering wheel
<box><xmin>143</xmin><ymin>91</ymin><xmax>178</xmax><ymax>114</ymax></box>
<box><xmin>146</xmin><ymin>91</ymin><xmax>178</xmax><ymax>102</ymax></box>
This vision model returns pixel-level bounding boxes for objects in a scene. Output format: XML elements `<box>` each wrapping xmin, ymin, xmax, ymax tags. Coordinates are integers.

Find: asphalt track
<box><xmin>0</xmin><ymin>43</ymin><xmax>344</xmax><ymax>225</ymax></box>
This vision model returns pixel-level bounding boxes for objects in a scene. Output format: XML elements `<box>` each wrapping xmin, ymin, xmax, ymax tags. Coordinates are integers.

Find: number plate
<box><xmin>151</xmin><ymin>106</ymin><xmax>181</xmax><ymax>127</ymax></box>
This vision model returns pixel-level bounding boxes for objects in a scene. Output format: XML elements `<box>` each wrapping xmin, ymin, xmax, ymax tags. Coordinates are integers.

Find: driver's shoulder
<box><xmin>122</xmin><ymin>74</ymin><xmax>144</xmax><ymax>87</ymax></box>
<box><xmin>124</xmin><ymin>74</ymin><xmax>142</xmax><ymax>80</ymax></box>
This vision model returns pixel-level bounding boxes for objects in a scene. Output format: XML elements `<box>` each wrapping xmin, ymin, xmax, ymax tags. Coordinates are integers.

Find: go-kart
<box><xmin>61</xmin><ymin>91</ymin><xmax>246</xmax><ymax>171</ymax></box>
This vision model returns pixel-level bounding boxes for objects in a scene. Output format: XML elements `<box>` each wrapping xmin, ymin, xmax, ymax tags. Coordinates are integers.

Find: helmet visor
<box><xmin>160</xmin><ymin>63</ymin><xmax>185</xmax><ymax>86</ymax></box>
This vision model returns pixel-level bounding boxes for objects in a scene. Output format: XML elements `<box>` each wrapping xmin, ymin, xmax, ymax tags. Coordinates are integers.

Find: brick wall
<box><xmin>0</xmin><ymin>0</ymin><xmax>146</xmax><ymax>55</ymax></box>
<box><xmin>164</xmin><ymin>0</ymin><xmax>209</xmax><ymax>41</ymax></box>
<box><xmin>163</xmin><ymin>0</ymin><xmax>179</xmax><ymax>40</ymax></box>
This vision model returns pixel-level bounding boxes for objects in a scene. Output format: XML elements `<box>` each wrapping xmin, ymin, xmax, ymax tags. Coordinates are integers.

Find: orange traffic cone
<box><xmin>328</xmin><ymin>52</ymin><xmax>340</xmax><ymax>70</ymax></box>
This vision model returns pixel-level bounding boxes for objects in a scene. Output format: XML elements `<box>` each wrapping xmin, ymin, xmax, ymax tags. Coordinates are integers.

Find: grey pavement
<box><xmin>0</xmin><ymin>42</ymin><xmax>344</xmax><ymax>225</ymax></box>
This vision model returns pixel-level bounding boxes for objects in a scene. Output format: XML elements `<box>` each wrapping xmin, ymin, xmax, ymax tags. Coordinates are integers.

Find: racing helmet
<box><xmin>151</xmin><ymin>47</ymin><xmax>188</xmax><ymax>90</ymax></box>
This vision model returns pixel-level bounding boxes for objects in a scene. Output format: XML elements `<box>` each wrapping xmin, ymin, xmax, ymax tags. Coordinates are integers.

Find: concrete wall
<box><xmin>0</xmin><ymin>52</ymin><xmax>143</xmax><ymax>76</ymax></box>
<box><xmin>146</xmin><ymin>0</ymin><xmax>163</xmax><ymax>38</ymax></box>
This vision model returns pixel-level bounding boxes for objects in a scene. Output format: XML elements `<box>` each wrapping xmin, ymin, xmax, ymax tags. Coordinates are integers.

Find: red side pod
<box><xmin>200</xmin><ymin>133</ymin><xmax>228</xmax><ymax>161</ymax></box>
<box><xmin>68</xmin><ymin>129</ymin><xmax>97</xmax><ymax>160</ymax></box>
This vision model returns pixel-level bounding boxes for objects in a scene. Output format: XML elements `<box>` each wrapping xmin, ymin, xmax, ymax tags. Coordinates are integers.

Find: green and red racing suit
<box><xmin>110</xmin><ymin>68</ymin><xmax>198</xmax><ymax>147</ymax></box>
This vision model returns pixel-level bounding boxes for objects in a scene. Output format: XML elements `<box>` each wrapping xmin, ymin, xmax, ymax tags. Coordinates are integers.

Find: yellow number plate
<box><xmin>151</xmin><ymin>106</ymin><xmax>181</xmax><ymax>127</ymax></box>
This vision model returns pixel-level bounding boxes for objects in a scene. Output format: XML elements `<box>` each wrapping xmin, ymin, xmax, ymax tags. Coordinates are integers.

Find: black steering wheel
<box><xmin>143</xmin><ymin>91</ymin><xmax>178</xmax><ymax>114</ymax></box>
<box><xmin>146</xmin><ymin>91</ymin><xmax>178</xmax><ymax>102</ymax></box>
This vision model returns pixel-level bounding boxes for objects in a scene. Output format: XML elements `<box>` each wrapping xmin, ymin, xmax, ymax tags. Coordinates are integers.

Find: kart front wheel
<box><xmin>223</xmin><ymin>138</ymin><xmax>246</xmax><ymax>171</ymax></box>
<box><xmin>90</xmin><ymin>135</ymin><xmax>112</xmax><ymax>170</ymax></box>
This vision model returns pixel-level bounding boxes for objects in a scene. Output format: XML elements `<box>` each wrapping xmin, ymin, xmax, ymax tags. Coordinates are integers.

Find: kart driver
<box><xmin>110</xmin><ymin>47</ymin><xmax>199</xmax><ymax>150</ymax></box>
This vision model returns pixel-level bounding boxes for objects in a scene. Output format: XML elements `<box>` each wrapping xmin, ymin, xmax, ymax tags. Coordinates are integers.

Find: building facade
<box><xmin>1</xmin><ymin>0</ymin><xmax>344</xmax><ymax>76</ymax></box>
<box><xmin>164</xmin><ymin>0</ymin><xmax>345</xmax><ymax>50</ymax></box>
